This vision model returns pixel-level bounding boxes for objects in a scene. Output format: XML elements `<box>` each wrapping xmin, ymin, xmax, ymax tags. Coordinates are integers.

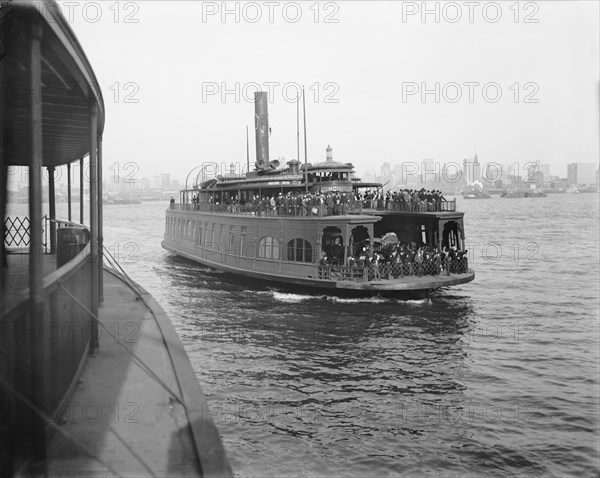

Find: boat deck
<box><xmin>46</xmin><ymin>270</ymin><xmax>207</xmax><ymax>476</ymax></box>
<box><xmin>2</xmin><ymin>255</ymin><xmax>230</xmax><ymax>477</ymax></box>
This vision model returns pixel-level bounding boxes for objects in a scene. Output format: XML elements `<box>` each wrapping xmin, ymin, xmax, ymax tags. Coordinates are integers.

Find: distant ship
<box><xmin>103</xmin><ymin>192</ymin><xmax>143</xmax><ymax>205</ymax></box>
<box><xmin>162</xmin><ymin>92</ymin><xmax>475</xmax><ymax>298</ymax></box>
<box><xmin>500</xmin><ymin>189</ymin><xmax>547</xmax><ymax>198</ymax></box>
<box><xmin>462</xmin><ymin>192</ymin><xmax>491</xmax><ymax>199</ymax></box>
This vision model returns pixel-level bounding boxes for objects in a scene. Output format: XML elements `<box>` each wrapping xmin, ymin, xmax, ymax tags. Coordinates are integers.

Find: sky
<box><xmin>58</xmin><ymin>0</ymin><xmax>599</xmax><ymax>182</ymax></box>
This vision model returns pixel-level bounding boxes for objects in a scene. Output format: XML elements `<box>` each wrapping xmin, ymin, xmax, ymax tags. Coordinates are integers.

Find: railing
<box><xmin>170</xmin><ymin>198</ymin><xmax>457</xmax><ymax>216</ymax></box>
<box><xmin>318</xmin><ymin>265</ymin><xmax>368</xmax><ymax>281</ymax></box>
<box><xmin>4</xmin><ymin>215</ymin><xmax>50</xmax><ymax>252</ymax></box>
<box><xmin>317</xmin><ymin>256</ymin><xmax>469</xmax><ymax>282</ymax></box>
<box><xmin>0</xmin><ymin>224</ymin><xmax>92</xmax><ymax>465</ymax></box>
<box><xmin>439</xmin><ymin>200</ymin><xmax>457</xmax><ymax>212</ymax></box>
<box><xmin>365</xmin><ymin>199</ymin><xmax>456</xmax><ymax>213</ymax></box>
<box><xmin>171</xmin><ymin>201</ymin><xmax>364</xmax><ymax>217</ymax></box>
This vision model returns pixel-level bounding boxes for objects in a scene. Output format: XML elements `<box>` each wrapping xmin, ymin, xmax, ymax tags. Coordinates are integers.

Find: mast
<box><xmin>246</xmin><ymin>125</ymin><xmax>250</xmax><ymax>174</ymax></box>
<box><xmin>296</xmin><ymin>93</ymin><xmax>300</xmax><ymax>169</ymax></box>
<box><xmin>302</xmin><ymin>86</ymin><xmax>308</xmax><ymax>192</ymax></box>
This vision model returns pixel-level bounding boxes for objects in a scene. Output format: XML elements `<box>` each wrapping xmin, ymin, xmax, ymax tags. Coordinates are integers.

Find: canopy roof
<box><xmin>1</xmin><ymin>1</ymin><xmax>105</xmax><ymax>167</ymax></box>
<box><xmin>301</xmin><ymin>159</ymin><xmax>355</xmax><ymax>174</ymax></box>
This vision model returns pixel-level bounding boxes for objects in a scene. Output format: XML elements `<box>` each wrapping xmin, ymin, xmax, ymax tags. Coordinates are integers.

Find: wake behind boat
<box><xmin>162</xmin><ymin>92</ymin><xmax>474</xmax><ymax>298</ymax></box>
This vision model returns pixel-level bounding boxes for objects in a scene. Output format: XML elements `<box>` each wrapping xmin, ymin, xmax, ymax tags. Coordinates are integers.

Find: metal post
<box><xmin>89</xmin><ymin>103</ymin><xmax>99</xmax><ymax>354</ymax></box>
<box><xmin>67</xmin><ymin>162</ymin><xmax>72</xmax><ymax>221</ymax></box>
<box><xmin>79</xmin><ymin>157</ymin><xmax>84</xmax><ymax>224</ymax></box>
<box><xmin>28</xmin><ymin>17</ymin><xmax>47</xmax><ymax>463</ymax></box>
<box><xmin>0</xmin><ymin>53</ymin><xmax>5</xmax><ymax>296</ymax></box>
<box><xmin>48</xmin><ymin>166</ymin><xmax>56</xmax><ymax>254</ymax></box>
<box><xmin>98</xmin><ymin>137</ymin><xmax>103</xmax><ymax>304</ymax></box>
<box><xmin>302</xmin><ymin>87</ymin><xmax>308</xmax><ymax>193</ymax></box>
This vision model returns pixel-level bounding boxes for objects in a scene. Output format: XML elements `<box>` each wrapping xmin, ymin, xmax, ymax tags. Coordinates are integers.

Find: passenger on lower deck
<box><xmin>321</xmin><ymin>239</ymin><xmax>469</xmax><ymax>280</ymax></box>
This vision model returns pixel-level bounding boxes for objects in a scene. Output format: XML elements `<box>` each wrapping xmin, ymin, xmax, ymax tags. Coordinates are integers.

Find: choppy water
<box><xmin>12</xmin><ymin>193</ymin><xmax>600</xmax><ymax>476</ymax></box>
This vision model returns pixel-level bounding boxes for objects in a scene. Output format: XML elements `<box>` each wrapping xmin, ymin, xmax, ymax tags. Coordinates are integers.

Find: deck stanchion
<box><xmin>48</xmin><ymin>166</ymin><xmax>56</xmax><ymax>254</ymax></box>
<box><xmin>28</xmin><ymin>16</ymin><xmax>47</xmax><ymax>465</ymax></box>
<box><xmin>79</xmin><ymin>157</ymin><xmax>84</xmax><ymax>224</ymax></box>
<box><xmin>89</xmin><ymin>103</ymin><xmax>99</xmax><ymax>354</ymax></box>
<box><xmin>67</xmin><ymin>162</ymin><xmax>72</xmax><ymax>221</ymax></box>
<box><xmin>98</xmin><ymin>136</ymin><xmax>103</xmax><ymax>304</ymax></box>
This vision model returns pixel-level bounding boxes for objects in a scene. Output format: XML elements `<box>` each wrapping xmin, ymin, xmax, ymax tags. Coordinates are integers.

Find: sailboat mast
<box><xmin>302</xmin><ymin>86</ymin><xmax>308</xmax><ymax>192</ymax></box>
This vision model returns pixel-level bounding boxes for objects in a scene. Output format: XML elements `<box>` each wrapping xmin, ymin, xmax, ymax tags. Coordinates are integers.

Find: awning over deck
<box><xmin>1</xmin><ymin>0</ymin><xmax>105</xmax><ymax>167</ymax></box>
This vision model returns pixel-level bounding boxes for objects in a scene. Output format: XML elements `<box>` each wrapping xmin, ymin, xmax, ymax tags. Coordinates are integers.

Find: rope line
<box><xmin>57</xmin><ymin>282</ymin><xmax>186</xmax><ymax>409</ymax></box>
<box><xmin>0</xmin><ymin>375</ymin><xmax>121</xmax><ymax>478</ymax></box>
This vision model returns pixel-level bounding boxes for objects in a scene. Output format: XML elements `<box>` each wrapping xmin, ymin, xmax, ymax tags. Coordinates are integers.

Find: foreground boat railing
<box><xmin>4</xmin><ymin>215</ymin><xmax>51</xmax><ymax>253</ymax></box>
<box><xmin>1</xmin><ymin>224</ymin><xmax>92</xmax><ymax>460</ymax></box>
<box><xmin>317</xmin><ymin>256</ymin><xmax>469</xmax><ymax>281</ymax></box>
<box><xmin>171</xmin><ymin>201</ymin><xmax>364</xmax><ymax>217</ymax></box>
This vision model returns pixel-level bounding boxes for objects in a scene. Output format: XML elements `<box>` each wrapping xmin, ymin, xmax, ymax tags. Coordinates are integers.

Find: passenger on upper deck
<box><xmin>193</xmin><ymin>188</ymin><xmax>451</xmax><ymax>216</ymax></box>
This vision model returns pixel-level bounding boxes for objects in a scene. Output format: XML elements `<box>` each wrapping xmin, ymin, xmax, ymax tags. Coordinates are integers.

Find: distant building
<box><xmin>463</xmin><ymin>154</ymin><xmax>481</xmax><ymax>184</ymax></box>
<box><xmin>380</xmin><ymin>162</ymin><xmax>392</xmax><ymax>186</ymax></box>
<box><xmin>420</xmin><ymin>158</ymin><xmax>438</xmax><ymax>187</ymax></box>
<box><xmin>400</xmin><ymin>162</ymin><xmax>419</xmax><ymax>186</ymax></box>
<box><xmin>150</xmin><ymin>175</ymin><xmax>161</xmax><ymax>189</ymax></box>
<box><xmin>363</xmin><ymin>169</ymin><xmax>376</xmax><ymax>183</ymax></box>
<box><xmin>567</xmin><ymin>163</ymin><xmax>598</xmax><ymax>186</ymax></box>
<box><xmin>160</xmin><ymin>173</ymin><xmax>171</xmax><ymax>190</ymax></box>
<box><xmin>140</xmin><ymin>177</ymin><xmax>151</xmax><ymax>190</ymax></box>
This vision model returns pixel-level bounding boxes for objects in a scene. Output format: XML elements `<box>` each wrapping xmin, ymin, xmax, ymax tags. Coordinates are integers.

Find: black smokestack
<box><xmin>254</xmin><ymin>91</ymin><xmax>269</xmax><ymax>169</ymax></box>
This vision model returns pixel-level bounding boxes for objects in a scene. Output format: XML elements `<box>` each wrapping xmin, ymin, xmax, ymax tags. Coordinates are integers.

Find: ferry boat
<box><xmin>1</xmin><ymin>2</ymin><xmax>231</xmax><ymax>476</ymax></box>
<box><xmin>162</xmin><ymin>93</ymin><xmax>474</xmax><ymax>298</ymax></box>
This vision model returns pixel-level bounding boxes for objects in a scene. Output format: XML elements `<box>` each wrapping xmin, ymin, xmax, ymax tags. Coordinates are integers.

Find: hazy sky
<box><xmin>60</xmin><ymin>1</ymin><xmax>599</xmax><ymax>182</ymax></box>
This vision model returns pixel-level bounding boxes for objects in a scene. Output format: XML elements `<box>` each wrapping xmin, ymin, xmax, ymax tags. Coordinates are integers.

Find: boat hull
<box><xmin>162</xmin><ymin>240</ymin><xmax>475</xmax><ymax>299</ymax></box>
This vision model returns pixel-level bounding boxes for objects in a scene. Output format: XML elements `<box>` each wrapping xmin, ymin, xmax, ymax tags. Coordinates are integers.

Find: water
<box><xmin>11</xmin><ymin>194</ymin><xmax>600</xmax><ymax>476</ymax></box>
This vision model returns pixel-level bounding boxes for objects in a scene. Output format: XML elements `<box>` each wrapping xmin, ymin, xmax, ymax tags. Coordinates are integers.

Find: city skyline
<box><xmin>58</xmin><ymin>1</ymin><xmax>599</xmax><ymax>182</ymax></box>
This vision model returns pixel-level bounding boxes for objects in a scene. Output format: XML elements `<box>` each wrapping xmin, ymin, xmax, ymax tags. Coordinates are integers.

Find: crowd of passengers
<box><xmin>198</xmin><ymin>191</ymin><xmax>359</xmax><ymax>216</ymax></box>
<box><xmin>359</xmin><ymin>189</ymin><xmax>447</xmax><ymax>212</ymax></box>
<box><xmin>190</xmin><ymin>188</ymin><xmax>449</xmax><ymax>215</ymax></box>
<box><xmin>319</xmin><ymin>242</ymin><xmax>469</xmax><ymax>279</ymax></box>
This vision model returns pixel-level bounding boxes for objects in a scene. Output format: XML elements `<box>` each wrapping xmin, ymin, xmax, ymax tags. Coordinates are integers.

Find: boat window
<box><xmin>258</xmin><ymin>236</ymin><xmax>280</xmax><ymax>260</ymax></box>
<box><xmin>197</xmin><ymin>227</ymin><xmax>202</xmax><ymax>246</ymax></box>
<box><xmin>287</xmin><ymin>238</ymin><xmax>312</xmax><ymax>263</ymax></box>
<box><xmin>240</xmin><ymin>230</ymin><xmax>246</xmax><ymax>256</ymax></box>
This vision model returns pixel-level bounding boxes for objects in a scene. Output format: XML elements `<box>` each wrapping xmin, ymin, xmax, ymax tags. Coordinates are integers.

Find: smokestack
<box><xmin>254</xmin><ymin>91</ymin><xmax>269</xmax><ymax>168</ymax></box>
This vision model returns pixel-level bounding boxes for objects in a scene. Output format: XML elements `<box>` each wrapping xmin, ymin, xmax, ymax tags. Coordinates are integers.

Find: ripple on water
<box><xmin>89</xmin><ymin>195</ymin><xmax>600</xmax><ymax>477</ymax></box>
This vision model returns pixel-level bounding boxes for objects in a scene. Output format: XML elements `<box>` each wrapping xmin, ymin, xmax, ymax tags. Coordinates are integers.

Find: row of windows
<box><xmin>165</xmin><ymin>217</ymin><xmax>312</xmax><ymax>263</ymax></box>
<box><xmin>166</xmin><ymin>217</ymin><xmax>197</xmax><ymax>239</ymax></box>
